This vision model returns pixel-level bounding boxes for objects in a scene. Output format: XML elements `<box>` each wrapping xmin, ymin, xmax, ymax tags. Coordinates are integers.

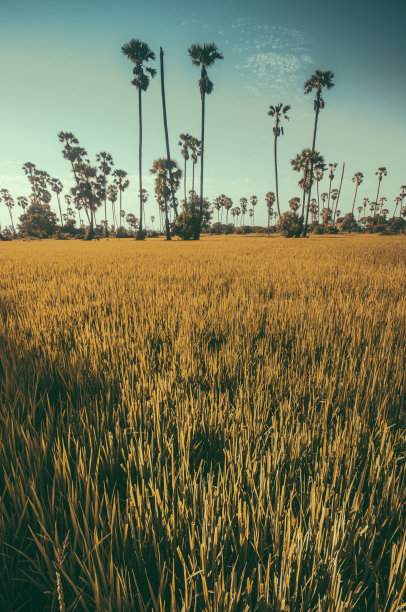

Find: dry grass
<box><xmin>0</xmin><ymin>235</ymin><xmax>405</xmax><ymax>611</ymax></box>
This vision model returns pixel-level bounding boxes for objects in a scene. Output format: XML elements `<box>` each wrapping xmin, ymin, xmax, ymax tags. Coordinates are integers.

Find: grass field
<box><xmin>0</xmin><ymin>235</ymin><xmax>405</xmax><ymax>611</ymax></box>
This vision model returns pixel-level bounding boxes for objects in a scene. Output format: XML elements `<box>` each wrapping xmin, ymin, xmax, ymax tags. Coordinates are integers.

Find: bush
<box><xmin>276</xmin><ymin>212</ymin><xmax>302</xmax><ymax>237</ymax></box>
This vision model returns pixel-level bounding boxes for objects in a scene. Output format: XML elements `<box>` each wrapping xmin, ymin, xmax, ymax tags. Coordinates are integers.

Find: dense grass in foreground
<box><xmin>0</xmin><ymin>235</ymin><xmax>405</xmax><ymax>611</ymax></box>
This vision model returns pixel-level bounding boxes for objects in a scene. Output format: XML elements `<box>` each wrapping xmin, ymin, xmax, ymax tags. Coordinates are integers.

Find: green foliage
<box><xmin>18</xmin><ymin>201</ymin><xmax>58</xmax><ymax>237</ymax></box>
<box><xmin>276</xmin><ymin>211</ymin><xmax>302</xmax><ymax>237</ymax></box>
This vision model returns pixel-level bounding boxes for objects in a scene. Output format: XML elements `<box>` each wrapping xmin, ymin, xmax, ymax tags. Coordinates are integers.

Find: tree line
<box><xmin>1</xmin><ymin>40</ymin><xmax>405</xmax><ymax>241</ymax></box>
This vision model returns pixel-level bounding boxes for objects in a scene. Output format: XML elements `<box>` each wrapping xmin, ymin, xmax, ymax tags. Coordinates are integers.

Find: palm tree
<box><xmin>267</xmin><ymin>103</ymin><xmax>290</xmax><ymax>217</ymax></box>
<box><xmin>121</xmin><ymin>39</ymin><xmax>156</xmax><ymax>237</ymax></box>
<box><xmin>351</xmin><ymin>172</ymin><xmax>364</xmax><ymax>216</ymax></box>
<box><xmin>190</xmin><ymin>137</ymin><xmax>201</xmax><ymax>193</ymax></box>
<box><xmin>314</xmin><ymin>166</ymin><xmax>324</xmax><ymax>217</ymax></box>
<box><xmin>374</xmin><ymin>167</ymin><xmax>387</xmax><ymax>223</ymax></box>
<box><xmin>178</xmin><ymin>133</ymin><xmax>192</xmax><ymax>203</ymax></box>
<box><xmin>240</xmin><ymin>197</ymin><xmax>248</xmax><ymax>226</ymax></box>
<box><xmin>159</xmin><ymin>47</ymin><xmax>178</xmax><ymax>218</ymax></box>
<box><xmin>0</xmin><ymin>189</ymin><xmax>15</xmax><ymax>234</ymax></box>
<box><xmin>48</xmin><ymin>178</ymin><xmax>64</xmax><ymax>226</ymax></box>
<box><xmin>265</xmin><ymin>192</ymin><xmax>275</xmax><ymax>232</ymax></box>
<box><xmin>327</xmin><ymin>163</ymin><xmax>337</xmax><ymax>210</ymax></box>
<box><xmin>96</xmin><ymin>152</ymin><xmax>114</xmax><ymax>236</ymax></box>
<box><xmin>150</xmin><ymin>157</ymin><xmax>182</xmax><ymax>240</ymax></box>
<box><xmin>393</xmin><ymin>196</ymin><xmax>402</xmax><ymax>218</ymax></box>
<box><xmin>304</xmin><ymin>70</ymin><xmax>335</xmax><ymax>152</ymax></box>
<box><xmin>224</xmin><ymin>196</ymin><xmax>233</xmax><ymax>224</ymax></box>
<box><xmin>113</xmin><ymin>170</ymin><xmax>129</xmax><ymax>231</ymax></box>
<box><xmin>17</xmin><ymin>196</ymin><xmax>29</xmax><ymax>213</ymax></box>
<box><xmin>250</xmin><ymin>195</ymin><xmax>258</xmax><ymax>226</ymax></box>
<box><xmin>107</xmin><ymin>184</ymin><xmax>118</xmax><ymax>229</ymax></box>
<box><xmin>150</xmin><ymin>215</ymin><xmax>155</xmax><ymax>231</ymax></box>
<box><xmin>362</xmin><ymin>197</ymin><xmax>369</xmax><ymax>218</ymax></box>
<box><xmin>399</xmin><ymin>185</ymin><xmax>406</xmax><ymax>211</ymax></box>
<box><xmin>331</xmin><ymin>188</ymin><xmax>339</xmax><ymax>221</ymax></box>
<box><xmin>188</xmin><ymin>42</ymin><xmax>223</xmax><ymax>240</ymax></box>
<box><xmin>291</xmin><ymin>148</ymin><xmax>325</xmax><ymax>236</ymax></box>
<box><xmin>249</xmin><ymin>208</ymin><xmax>254</xmax><ymax>226</ymax></box>
<box><xmin>303</xmin><ymin>69</ymin><xmax>334</xmax><ymax>233</ymax></box>
<box><xmin>357</xmin><ymin>206</ymin><xmax>362</xmax><ymax>221</ymax></box>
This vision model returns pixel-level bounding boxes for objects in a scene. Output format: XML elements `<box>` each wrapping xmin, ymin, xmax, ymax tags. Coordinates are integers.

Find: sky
<box><xmin>0</xmin><ymin>0</ymin><xmax>405</xmax><ymax>228</ymax></box>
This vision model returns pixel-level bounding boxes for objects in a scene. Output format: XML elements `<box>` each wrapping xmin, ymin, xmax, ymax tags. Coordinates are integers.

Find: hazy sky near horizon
<box><xmin>1</xmin><ymin>0</ymin><xmax>405</xmax><ymax>227</ymax></box>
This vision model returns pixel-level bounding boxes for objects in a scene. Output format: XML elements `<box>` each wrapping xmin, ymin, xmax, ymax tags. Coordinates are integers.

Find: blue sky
<box><xmin>1</xmin><ymin>0</ymin><xmax>405</xmax><ymax>227</ymax></box>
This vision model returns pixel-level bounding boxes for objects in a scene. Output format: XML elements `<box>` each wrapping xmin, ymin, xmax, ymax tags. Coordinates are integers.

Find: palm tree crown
<box><xmin>121</xmin><ymin>39</ymin><xmax>157</xmax><ymax>91</ymax></box>
<box><xmin>304</xmin><ymin>70</ymin><xmax>335</xmax><ymax>108</ymax></box>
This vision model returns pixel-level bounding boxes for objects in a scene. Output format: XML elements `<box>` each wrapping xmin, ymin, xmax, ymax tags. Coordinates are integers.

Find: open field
<box><xmin>0</xmin><ymin>235</ymin><xmax>405</xmax><ymax>611</ymax></box>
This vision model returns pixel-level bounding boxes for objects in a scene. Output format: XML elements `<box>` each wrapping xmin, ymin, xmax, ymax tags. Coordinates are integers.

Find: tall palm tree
<box><xmin>267</xmin><ymin>103</ymin><xmax>290</xmax><ymax>217</ymax></box>
<box><xmin>331</xmin><ymin>188</ymin><xmax>339</xmax><ymax>221</ymax></box>
<box><xmin>96</xmin><ymin>152</ymin><xmax>114</xmax><ymax>236</ymax></box>
<box><xmin>351</xmin><ymin>172</ymin><xmax>364</xmax><ymax>216</ymax></box>
<box><xmin>178</xmin><ymin>133</ymin><xmax>192</xmax><ymax>202</ymax></box>
<box><xmin>303</xmin><ymin>69</ymin><xmax>334</xmax><ymax>233</ymax></box>
<box><xmin>121</xmin><ymin>39</ymin><xmax>156</xmax><ymax>237</ymax></box>
<box><xmin>159</xmin><ymin>47</ymin><xmax>178</xmax><ymax>218</ymax></box>
<box><xmin>399</xmin><ymin>185</ymin><xmax>406</xmax><ymax>211</ymax></box>
<box><xmin>357</xmin><ymin>206</ymin><xmax>363</xmax><ymax>221</ymax></box>
<box><xmin>188</xmin><ymin>42</ymin><xmax>223</xmax><ymax>240</ymax></box>
<box><xmin>113</xmin><ymin>170</ymin><xmax>130</xmax><ymax>231</ymax></box>
<box><xmin>374</xmin><ymin>167</ymin><xmax>387</xmax><ymax>223</ymax></box>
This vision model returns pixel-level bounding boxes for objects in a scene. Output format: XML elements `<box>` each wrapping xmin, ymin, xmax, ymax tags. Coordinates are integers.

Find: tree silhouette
<box><xmin>96</xmin><ymin>152</ymin><xmax>114</xmax><ymax>236</ymax></box>
<box><xmin>113</xmin><ymin>170</ymin><xmax>130</xmax><ymax>232</ymax></box>
<box><xmin>188</xmin><ymin>42</ymin><xmax>223</xmax><ymax>239</ymax></box>
<box><xmin>48</xmin><ymin>178</ymin><xmax>64</xmax><ymax>227</ymax></box>
<box><xmin>178</xmin><ymin>133</ymin><xmax>192</xmax><ymax>203</ymax></box>
<box><xmin>150</xmin><ymin>158</ymin><xmax>182</xmax><ymax>240</ymax></box>
<box><xmin>291</xmin><ymin>149</ymin><xmax>325</xmax><ymax>235</ymax></box>
<box><xmin>374</xmin><ymin>167</ymin><xmax>387</xmax><ymax>224</ymax></box>
<box><xmin>265</xmin><ymin>192</ymin><xmax>275</xmax><ymax>232</ymax></box>
<box><xmin>107</xmin><ymin>184</ymin><xmax>118</xmax><ymax>229</ymax></box>
<box><xmin>327</xmin><ymin>163</ymin><xmax>337</xmax><ymax>210</ymax></box>
<box><xmin>240</xmin><ymin>197</ymin><xmax>248</xmax><ymax>226</ymax></box>
<box><xmin>267</xmin><ymin>103</ymin><xmax>290</xmax><ymax>217</ymax></box>
<box><xmin>0</xmin><ymin>189</ymin><xmax>16</xmax><ymax>234</ymax></box>
<box><xmin>351</xmin><ymin>172</ymin><xmax>364</xmax><ymax>216</ymax></box>
<box><xmin>250</xmin><ymin>195</ymin><xmax>258</xmax><ymax>226</ymax></box>
<box><xmin>121</xmin><ymin>38</ymin><xmax>156</xmax><ymax>237</ymax></box>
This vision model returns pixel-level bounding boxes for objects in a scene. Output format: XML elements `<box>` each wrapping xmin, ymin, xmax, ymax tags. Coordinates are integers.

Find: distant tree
<box><xmin>48</xmin><ymin>178</ymin><xmax>64</xmax><ymax>226</ymax></box>
<box><xmin>178</xmin><ymin>133</ymin><xmax>192</xmax><ymax>202</ymax></box>
<box><xmin>71</xmin><ymin>161</ymin><xmax>100</xmax><ymax>239</ymax></box>
<box><xmin>121</xmin><ymin>38</ymin><xmax>157</xmax><ymax>237</ymax></box>
<box><xmin>240</xmin><ymin>197</ymin><xmax>248</xmax><ymax>225</ymax></box>
<box><xmin>113</xmin><ymin>170</ymin><xmax>130</xmax><ymax>231</ymax></box>
<box><xmin>0</xmin><ymin>189</ymin><xmax>16</xmax><ymax>234</ymax></box>
<box><xmin>17</xmin><ymin>196</ymin><xmax>29</xmax><ymax>213</ymax></box>
<box><xmin>267</xmin><ymin>103</ymin><xmax>290</xmax><ymax>217</ymax></box>
<box><xmin>351</xmin><ymin>172</ymin><xmax>364</xmax><ymax>216</ymax></box>
<box><xmin>288</xmin><ymin>197</ymin><xmax>301</xmax><ymax>212</ymax></box>
<box><xmin>18</xmin><ymin>201</ymin><xmax>58</xmax><ymax>237</ymax></box>
<box><xmin>224</xmin><ymin>196</ymin><xmax>233</xmax><ymax>224</ymax></box>
<box><xmin>265</xmin><ymin>192</ymin><xmax>275</xmax><ymax>231</ymax></box>
<box><xmin>96</xmin><ymin>152</ymin><xmax>114</xmax><ymax>236</ymax></box>
<box><xmin>314</xmin><ymin>167</ymin><xmax>324</xmax><ymax>219</ymax></box>
<box><xmin>327</xmin><ymin>163</ymin><xmax>337</xmax><ymax>210</ymax></box>
<box><xmin>341</xmin><ymin>213</ymin><xmax>357</xmax><ymax>232</ymax></box>
<box><xmin>374</xmin><ymin>167</ymin><xmax>387</xmax><ymax>223</ymax></box>
<box><xmin>159</xmin><ymin>47</ymin><xmax>178</xmax><ymax>218</ymax></box>
<box><xmin>250</xmin><ymin>195</ymin><xmax>258</xmax><ymax>225</ymax></box>
<box><xmin>321</xmin><ymin>207</ymin><xmax>333</xmax><ymax>226</ymax></box>
<box><xmin>172</xmin><ymin>190</ymin><xmax>212</xmax><ymax>240</ymax></box>
<box><xmin>107</xmin><ymin>184</ymin><xmax>118</xmax><ymax>228</ymax></box>
<box><xmin>291</xmin><ymin>149</ymin><xmax>325</xmax><ymax>235</ymax></box>
<box><xmin>393</xmin><ymin>196</ymin><xmax>402</xmax><ymax>218</ymax></box>
<box><xmin>190</xmin><ymin>136</ymin><xmax>201</xmax><ymax>194</ymax></box>
<box><xmin>277</xmin><ymin>211</ymin><xmax>302</xmax><ymax>237</ymax></box>
<box><xmin>150</xmin><ymin>157</ymin><xmax>182</xmax><ymax>240</ymax></box>
<box><xmin>188</xmin><ymin>42</ymin><xmax>223</xmax><ymax>239</ymax></box>
<box><xmin>362</xmin><ymin>197</ymin><xmax>369</xmax><ymax>218</ymax></box>
<box><xmin>357</xmin><ymin>206</ymin><xmax>362</xmax><ymax>221</ymax></box>
<box><xmin>249</xmin><ymin>208</ymin><xmax>254</xmax><ymax>226</ymax></box>
<box><xmin>331</xmin><ymin>188</ymin><xmax>339</xmax><ymax>221</ymax></box>
<box><xmin>126</xmin><ymin>213</ymin><xmax>138</xmax><ymax>233</ymax></box>
<box><xmin>150</xmin><ymin>215</ymin><xmax>155</xmax><ymax>231</ymax></box>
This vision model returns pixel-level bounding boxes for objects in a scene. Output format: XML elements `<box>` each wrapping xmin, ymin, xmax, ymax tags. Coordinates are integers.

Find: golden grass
<box><xmin>0</xmin><ymin>235</ymin><xmax>405</xmax><ymax>610</ymax></box>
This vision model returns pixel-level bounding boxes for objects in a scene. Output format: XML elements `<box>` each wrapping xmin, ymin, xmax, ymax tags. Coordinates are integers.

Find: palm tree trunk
<box><xmin>192</xmin><ymin>162</ymin><xmax>195</xmax><ymax>194</ymax></box>
<box><xmin>119</xmin><ymin>190</ymin><xmax>122</xmax><ymax>230</ymax></box>
<box><xmin>351</xmin><ymin>183</ymin><xmax>359</xmax><ymax>216</ymax></box>
<box><xmin>164</xmin><ymin>198</ymin><xmax>171</xmax><ymax>240</ymax></box>
<box><xmin>334</xmin><ymin>163</ymin><xmax>345</xmax><ymax>220</ymax></box>
<box><xmin>138</xmin><ymin>88</ymin><xmax>143</xmax><ymax>234</ymax></box>
<box><xmin>56</xmin><ymin>194</ymin><xmax>63</xmax><ymax>227</ymax></box>
<box><xmin>302</xmin><ymin>96</ymin><xmax>321</xmax><ymax>237</ymax></box>
<box><xmin>373</xmin><ymin>178</ymin><xmax>381</xmax><ymax>225</ymax></box>
<box><xmin>160</xmin><ymin>47</ymin><xmax>178</xmax><ymax>219</ymax></box>
<box><xmin>184</xmin><ymin>158</ymin><xmax>187</xmax><ymax>204</ymax></box>
<box><xmin>274</xmin><ymin>124</ymin><xmax>281</xmax><ymax>217</ymax></box>
<box><xmin>104</xmin><ymin>194</ymin><xmax>108</xmax><ymax>237</ymax></box>
<box><xmin>86</xmin><ymin>209</ymin><xmax>94</xmax><ymax>240</ymax></box>
<box><xmin>8</xmin><ymin>208</ymin><xmax>15</xmax><ymax>234</ymax></box>
<box><xmin>195</xmin><ymin>86</ymin><xmax>205</xmax><ymax>240</ymax></box>
<box><xmin>316</xmin><ymin>181</ymin><xmax>320</xmax><ymax>222</ymax></box>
